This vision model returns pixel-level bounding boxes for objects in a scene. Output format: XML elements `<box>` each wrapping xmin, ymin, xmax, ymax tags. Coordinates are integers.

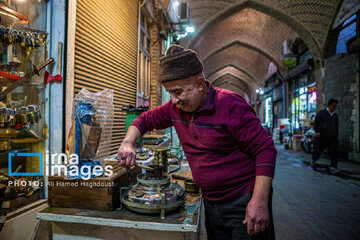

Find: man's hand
<box><xmin>117</xmin><ymin>141</ymin><xmax>136</xmax><ymax>167</ymax></box>
<box><xmin>242</xmin><ymin>198</ymin><xmax>269</xmax><ymax>236</ymax></box>
<box><xmin>117</xmin><ymin>126</ymin><xmax>142</xmax><ymax>168</ymax></box>
<box><xmin>242</xmin><ymin>175</ymin><xmax>272</xmax><ymax>236</ymax></box>
<box><xmin>315</xmin><ymin>132</ymin><xmax>320</xmax><ymax>138</ymax></box>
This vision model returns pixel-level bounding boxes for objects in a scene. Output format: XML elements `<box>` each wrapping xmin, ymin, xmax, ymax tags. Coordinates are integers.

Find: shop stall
<box><xmin>37</xmin><ymin>164</ymin><xmax>202</xmax><ymax>240</ymax></box>
<box><xmin>291</xmin><ymin>83</ymin><xmax>317</xmax><ymax>132</ymax></box>
<box><xmin>33</xmin><ymin>89</ymin><xmax>202</xmax><ymax>239</ymax></box>
<box><xmin>0</xmin><ymin>1</ymin><xmax>56</xmax><ymax>234</ymax></box>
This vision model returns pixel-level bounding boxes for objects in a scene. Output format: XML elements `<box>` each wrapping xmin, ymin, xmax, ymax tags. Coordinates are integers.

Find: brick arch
<box><xmin>186</xmin><ymin>0</ymin><xmax>322</xmax><ymax>65</ymax></box>
<box><xmin>207</xmin><ymin>65</ymin><xmax>257</xmax><ymax>92</ymax></box>
<box><xmin>207</xmin><ymin>64</ymin><xmax>256</xmax><ymax>84</ymax></box>
<box><xmin>203</xmin><ymin>43</ymin><xmax>270</xmax><ymax>86</ymax></box>
<box><xmin>203</xmin><ymin>41</ymin><xmax>282</xmax><ymax>70</ymax></box>
<box><xmin>217</xmin><ymin>81</ymin><xmax>251</xmax><ymax>103</ymax></box>
<box><xmin>212</xmin><ymin>73</ymin><xmax>254</xmax><ymax>100</ymax></box>
<box><xmin>190</xmin><ymin>9</ymin><xmax>298</xmax><ymax>92</ymax></box>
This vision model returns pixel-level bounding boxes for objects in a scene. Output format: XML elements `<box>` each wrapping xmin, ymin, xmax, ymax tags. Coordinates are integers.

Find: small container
<box><xmin>184</xmin><ymin>179</ymin><xmax>199</xmax><ymax>193</ymax></box>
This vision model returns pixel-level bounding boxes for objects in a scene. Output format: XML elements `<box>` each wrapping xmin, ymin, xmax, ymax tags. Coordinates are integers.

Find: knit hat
<box><xmin>158</xmin><ymin>44</ymin><xmax>204</xmax><ymax>83</ymax></box>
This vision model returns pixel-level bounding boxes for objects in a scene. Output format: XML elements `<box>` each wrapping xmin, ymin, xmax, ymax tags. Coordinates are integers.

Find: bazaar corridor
<box><xmin>272</xmin><ymin>146</ymin><xmax>360</xmax><ymax>240</ymax></box>
<box><xmin>0</xmin><ymin>1</ymin><xmax>359</xmax><ymax>239</ymax></box>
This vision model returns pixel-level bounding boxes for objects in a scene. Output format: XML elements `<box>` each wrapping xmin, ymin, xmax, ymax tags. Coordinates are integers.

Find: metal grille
<box><xmin>74</xmin><ymin>0</ymin><xmax>138</xmax><ymax>155</ymax></box>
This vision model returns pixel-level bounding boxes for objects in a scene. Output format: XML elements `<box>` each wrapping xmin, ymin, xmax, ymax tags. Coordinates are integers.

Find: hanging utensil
<box><xmin>0</xmin><ymin>58</ymin><xmax>54</xmax><ymax>101</ymax></box>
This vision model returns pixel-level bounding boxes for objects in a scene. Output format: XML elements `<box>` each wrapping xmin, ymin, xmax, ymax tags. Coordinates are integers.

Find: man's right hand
<box><xmin>315</xmin><ymin>132</ymin><xmax>320</xmax><ymax>138</ymax></box>
<box><xmin>117</xmin><ymin>126</ymin><xmax>142</xmax><ymax>168</ymax></box>
<box><xmin>117</xmin><ymin>141</ymin><xmax>136</xmax><ymax>167</ymax></box>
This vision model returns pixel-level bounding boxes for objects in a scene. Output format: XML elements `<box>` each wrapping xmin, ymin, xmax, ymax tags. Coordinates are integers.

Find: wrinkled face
<box><xmin>328</xmin><ymin>102</ymin><xmax>338</xmax><ymax>113</ymax></box>
<box><xmin>163</xmin><ymin>75</ymin><xmax>206</xmax><ymax>112</ymax></box>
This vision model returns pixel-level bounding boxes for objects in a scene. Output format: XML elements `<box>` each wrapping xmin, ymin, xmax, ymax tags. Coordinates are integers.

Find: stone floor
<box><xmin>273</xmin><ymin>145</ymin><xmax>360</xmax><ymax>240</ymax></box>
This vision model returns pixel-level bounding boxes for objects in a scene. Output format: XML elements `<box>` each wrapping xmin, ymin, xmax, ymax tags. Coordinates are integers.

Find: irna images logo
<box><xmin>8</xmin><ymin>151</ymin><xmax>43</xmax><ymax>176</ymax></box>
<box><xmin>8</xmin><ymin>151</ymin><xmax>113</xmax><ymax>180</ymax></box>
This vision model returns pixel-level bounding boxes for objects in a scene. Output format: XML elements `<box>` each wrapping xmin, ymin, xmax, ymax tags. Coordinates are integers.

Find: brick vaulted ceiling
<box><xmin>161</xmin><ymin>0</ymin><xmax>342</xmax><ymax>103</ymax></box>
<box><xmin>204</xmin><ymin>44</ymin><xmax>270</xmax><ymax>88</ymax></box>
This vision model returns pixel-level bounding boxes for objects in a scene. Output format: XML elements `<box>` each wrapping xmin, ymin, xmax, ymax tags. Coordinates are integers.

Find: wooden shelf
<box><xmin>10</xmin><ymin>138</ymin><xmax>43</xmax><ymax>144</ymax></box>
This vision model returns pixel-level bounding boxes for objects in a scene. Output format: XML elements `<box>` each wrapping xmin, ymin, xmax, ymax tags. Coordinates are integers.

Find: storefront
<box><xmin>264</xmin><ymin>96</ymin><xmax>273</xmax><ymax>135</ymax></box>
<box><xmin>272</xmin><ymin>84</ymin><xmax>284</xmax><ymax>128</ymax></box>
<box><xmin>0</xmin><ymin>1</ymin><xmax>66</xmax><ymax>238</ymax></box>
<box><xmin>29</xmin><ymin>1</ymin><xmax>200</xmax><ymax>239</ymax></box>
<box><xmin>291</xmin><ymin>82</ymin><xmax>317</xmax><ymax>131</ymax></box>
<box><xmin>286</xmin><ymin>57</ymin><xmax>316</xmax><ymax>133</ymax></box>
<box><xmin>0</xmin><ymin>0</ymin><xmax>48</xmax><ymax>194</ymax></box>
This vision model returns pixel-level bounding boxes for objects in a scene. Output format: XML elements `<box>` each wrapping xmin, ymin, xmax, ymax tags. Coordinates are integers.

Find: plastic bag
<box><xmin>66</xmin><ymin>88</ymin><xmax>113</xmax><ymax>162</ymax></box>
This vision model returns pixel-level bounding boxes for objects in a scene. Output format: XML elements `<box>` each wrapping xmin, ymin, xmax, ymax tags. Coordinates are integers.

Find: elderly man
<box><xmin>118</xmin><ymin>44</ymin><xmax>277</xmax><ymax>240</ymax></box>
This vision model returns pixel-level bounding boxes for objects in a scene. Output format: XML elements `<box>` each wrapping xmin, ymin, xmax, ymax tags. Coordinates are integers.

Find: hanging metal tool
<box><xmin>0</xmin><ymin>58</ymin><xmax>54</xmax><ymax>101</ymax></box>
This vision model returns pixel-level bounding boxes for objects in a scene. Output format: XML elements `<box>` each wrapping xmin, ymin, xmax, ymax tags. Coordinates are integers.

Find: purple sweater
<box><xmin>131</xmin><ymin>82</ymin><xmax>277</xmax><ymax>203</ymax></box>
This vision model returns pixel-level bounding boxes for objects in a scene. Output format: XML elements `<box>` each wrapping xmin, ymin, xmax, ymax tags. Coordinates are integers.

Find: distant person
<box><xmin>311</xmin><ymin>98</ymin><xmax>339</xmax><ymax>172</ymax></box>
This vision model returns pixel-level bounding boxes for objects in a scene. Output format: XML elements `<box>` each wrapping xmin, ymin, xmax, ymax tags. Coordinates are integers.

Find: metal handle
<box><xmin>118</xmin><ymin>187</ymin><xmax>130</xmax><ymax>211</ymax></box>
<box><xmin>37</xmin><ymin>58</ymin><xmax>54</xmax><ymax>71</ymax></box>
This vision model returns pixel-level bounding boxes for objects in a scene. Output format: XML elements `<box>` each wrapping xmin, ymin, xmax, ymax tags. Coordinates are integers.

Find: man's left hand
<box><xmin>242</xmin><ymin>198</ymin><xmax>269</xmax><ymax>236</ymax></box>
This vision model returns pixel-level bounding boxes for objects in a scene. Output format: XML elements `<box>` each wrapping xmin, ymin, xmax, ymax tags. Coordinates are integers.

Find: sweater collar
<box><xmin>197</xmin><ymin>80</ymin><xmax>215</xmax><ymax>112</ymax></box>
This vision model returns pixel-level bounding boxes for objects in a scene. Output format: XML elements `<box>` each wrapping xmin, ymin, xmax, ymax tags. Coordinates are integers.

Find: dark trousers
<box><xmin>312</xmin><ymin>137</ymin><xmax>338</xmax><ymax>168</ymax></box>
<box><xmin>204</xmin><ymin>190</ymin><xmax>275</xmax><ymax>240</ymax></box>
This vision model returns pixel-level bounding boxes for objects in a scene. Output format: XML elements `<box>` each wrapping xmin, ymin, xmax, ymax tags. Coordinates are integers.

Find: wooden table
<box><xmin>37</xmin><ymin>193</ymin><xmax>202</xmax><ymax>240</ymax></box>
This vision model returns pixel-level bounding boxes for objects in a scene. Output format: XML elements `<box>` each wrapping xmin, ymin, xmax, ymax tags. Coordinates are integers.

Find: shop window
<box><xmin>265</xmin><ymin>97</ymin><xmax>273</xmax><ymax>127</ymax></box>
<box><xmin>292</xmin><ymin>84</ymin><xmax>317</xmax><ymax>132</ymax></box>
<box><xmin>0</xmin><ymin>1</ymin><xmax>48</xmax><ymax>212</ymax></box>
<box><xmin>137</xmin><ymin>12</ymin><xmax>151</xmax><ymax>107</ymax></box>
<box><xmin>336</xmin><ymin>14</ymin><xmax>356</xmax><ymax>54</ymax></box>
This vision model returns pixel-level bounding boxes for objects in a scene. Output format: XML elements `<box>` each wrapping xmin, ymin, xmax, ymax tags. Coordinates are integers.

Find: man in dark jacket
<box><xmin>311</xmin><ymin>98</ymin><xmax>339</xmax><ymax>171</ymax></box>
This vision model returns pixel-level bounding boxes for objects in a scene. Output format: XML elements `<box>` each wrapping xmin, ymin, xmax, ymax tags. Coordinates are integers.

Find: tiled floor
<box><xmin>273</xmin><ymin>146</ymin><xmax>360</xmax><ymax>240</ymax></box>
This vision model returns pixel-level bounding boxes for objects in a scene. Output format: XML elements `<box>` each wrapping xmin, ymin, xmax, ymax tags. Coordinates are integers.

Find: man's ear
<box><xmin>194</xmin><ymin>77</ymin><xmax>205</xmax><ymax>91</ymax></box>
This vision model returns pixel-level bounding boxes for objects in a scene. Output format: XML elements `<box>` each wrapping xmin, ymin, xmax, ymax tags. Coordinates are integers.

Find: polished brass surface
<box><xmin>5</xmin><ymin>108</ymin><xmax>15</xmax><ymax>127</ymax></box>
<box><xmin>0</xmin><ymin>107</ymin><xmax>5</xmax><ymax>126</ymax></box>
<box><xmin>19</xmin><ymin>107</ymin><xmax>29</xmax><ymax>124</ymax></box>
<box><xmin>184</xmin><ymin>179</ymin><xmax>199</xmax><ymax>194</ymax></box>
<box><xmin>28</xmin><ymin>105</ymin><xmax>40</xmax><ymax>123</ymax></box>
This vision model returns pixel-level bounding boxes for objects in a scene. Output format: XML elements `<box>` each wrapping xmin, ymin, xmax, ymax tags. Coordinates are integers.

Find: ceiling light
<box><xmin>185</xmin><ymin>26</ymin><xmax>195</xmax><ymax>33</ymax></box>
<box><xmin>173</xmin><ymin>0</ymin><xmax>179</xmax><ymax>7</ymax></box>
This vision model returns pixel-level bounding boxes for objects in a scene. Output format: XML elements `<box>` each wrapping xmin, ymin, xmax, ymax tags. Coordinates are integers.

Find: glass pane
<box><xmin>140</xmin><ymin>12</ymin><xmax>145</xmax><ymax>28</ymax></box>
<box><xmin>146</xmin><ymin>19</ymin><xmax>151</xmax><ymax>38</ymax></box>
<box><xmin>336</xmin><ymin>22</ymin><xmax>356</xmax><ymax>54</ymax></box>
<box><xmin>147</xmin><ymin>59</ymin><xmax>151</xmax><ymax>95</ymax></box>
<box><xmin>139</xmin><ymin>52</ymin><xmax>144</xmax><ymax>94</ymax></box>
<box><xmin>1</xmin><ymin>0</ymin><xmax>47</xmax><ymax>31</ymax></box>
<box><xmin>0</xmin><ymin>0</ymin><xmax>48</xmax><ymax>211</ymax></box>
<box><xmin>147</xmin><ymin>38</ymin><xmax>150</xmax><ymax>52</ymax></box>
<box><xmin>140</xmin><ymin>32</ymin><xmax>145</xmax><ymax>48</ymax></box>
<box><xmin>142</xmin><ymin>55</ymin><xmax>146</xmax><ymax>95</ymax></box>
